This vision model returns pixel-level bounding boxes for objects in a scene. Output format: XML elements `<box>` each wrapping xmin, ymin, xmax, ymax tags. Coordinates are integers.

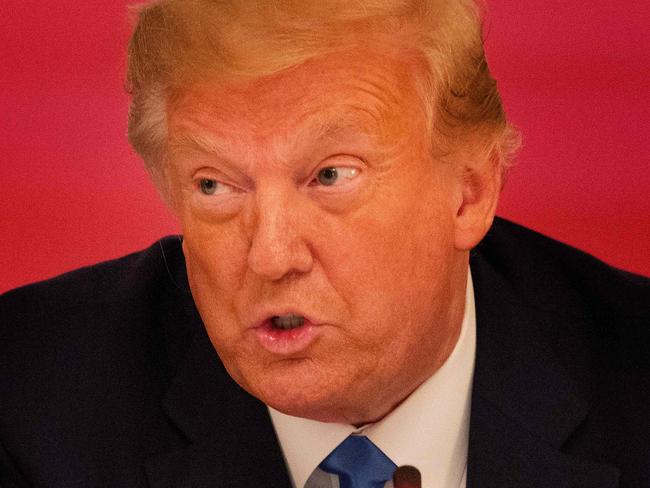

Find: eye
<box><xmin>313</xmin><ymin>166</ymin><xmax>360</xmax><ymax>187</ymax></box>
<box><xmin>197</xmin><ymin>178</ymin><xmax>235</xmax><ymax>196</ymax></box>
<box><xmin>200</xmin><ymin>178</ymin><xmax>217</xmax><ymax>195</ymax></box>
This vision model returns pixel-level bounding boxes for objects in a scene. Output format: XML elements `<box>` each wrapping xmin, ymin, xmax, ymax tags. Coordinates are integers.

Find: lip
<box><xmin>250</xmin><ymin>311</ymin><xmax>323</xmax><ymax>355</ymax></box>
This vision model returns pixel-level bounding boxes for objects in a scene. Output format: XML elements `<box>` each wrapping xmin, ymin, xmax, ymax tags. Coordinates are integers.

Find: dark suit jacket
<box><xmin>1</xmin><ymin>218</ymin><xmax>648</xmax><ymax>487</ymax></box>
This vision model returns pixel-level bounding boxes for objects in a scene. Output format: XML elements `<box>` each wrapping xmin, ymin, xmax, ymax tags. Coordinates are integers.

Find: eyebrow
<box><xmin>169</xmin><ymin>131</ymin><xmax>231</xmax><ymax>156</ymax></box>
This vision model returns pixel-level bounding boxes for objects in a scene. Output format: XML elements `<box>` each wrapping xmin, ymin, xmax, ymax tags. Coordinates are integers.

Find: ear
<box><xmin>453</xmin><ymin>150</ymin><xmax>502</xmax><ymax>250</ymax></box>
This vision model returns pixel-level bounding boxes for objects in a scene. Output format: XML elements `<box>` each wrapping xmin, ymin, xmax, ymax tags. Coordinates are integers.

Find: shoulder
<box><xmin>0</xmin><ymin>236</ymin><xmax>194</xmax><ymax>442</ymax></box>
<box><xmin>472</xmin><ymin>217</ymin><xmax>649</xmax><ymax>320</ymax></box>
<box><xmin>0</xmin><ymin>233</ymin><xmax>190</xmax><ymax>370</ymax></box>
<box><xmin>0</xmin><ymin>237</ymin><xmax>197</xmax><ymax>483</ymax></box>
<box><xmin>471</xmin><ymin>218</ymin><xmax>650</xmax><ymax>485</ymax></box>
<box><xmin>0</xmin><ymin>235</ymin><xmax>192</xmax><ymax>377</ymax></box>
<box><xmin>471</xmin><ymin>217</ymin><xmax>650</xmax><ymax>395</ymax></box>
<box><xmin>1</xmin><ymin>236</ymin><xmax>186</xmax><ymax>318</ymax></box>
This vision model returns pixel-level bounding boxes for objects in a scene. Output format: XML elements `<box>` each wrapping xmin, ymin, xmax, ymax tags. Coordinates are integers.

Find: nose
<box><xmin>247</xmin><ymin>186</ymin><xmax>313</xmax><ymax>281</ymax></box>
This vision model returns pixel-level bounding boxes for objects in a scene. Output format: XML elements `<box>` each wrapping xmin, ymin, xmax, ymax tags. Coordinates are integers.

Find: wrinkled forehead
<box><xmin>166</xmin><ymin>47</ymin><xmax>430</xmax><ymax>151</ymax></box>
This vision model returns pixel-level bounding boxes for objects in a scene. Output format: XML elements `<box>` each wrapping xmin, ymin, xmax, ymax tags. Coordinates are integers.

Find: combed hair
<box><xmin>126</xmin><ymin>0</ymin><xmax>520</xmax><ymax>182</ymax></box>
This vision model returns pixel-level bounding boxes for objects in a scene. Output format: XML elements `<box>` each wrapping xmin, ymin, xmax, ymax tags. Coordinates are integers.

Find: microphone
<box><xmin>392</xmin><ymin>465</ymin><xmax>422</xmax><ymax>488</ymax></box>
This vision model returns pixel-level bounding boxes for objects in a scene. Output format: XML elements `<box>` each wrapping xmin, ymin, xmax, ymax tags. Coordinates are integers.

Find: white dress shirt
<box><xmin>269</xmin><ymin>272</ymin><xmax>476</xmax><ymax>488</ymax></box>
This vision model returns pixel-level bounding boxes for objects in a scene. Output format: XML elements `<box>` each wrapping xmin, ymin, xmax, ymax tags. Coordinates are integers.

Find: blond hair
<box><xmin>126</xmin><ymin>0</ymin><xmax>520</xmax><ymax>180</ymax></box>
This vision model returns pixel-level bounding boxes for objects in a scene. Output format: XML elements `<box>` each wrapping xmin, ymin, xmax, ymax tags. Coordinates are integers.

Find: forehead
<box><xmin>166</xmin><ymin>48</ymin><xmax>428</xmax><ymax>150</ymax></box>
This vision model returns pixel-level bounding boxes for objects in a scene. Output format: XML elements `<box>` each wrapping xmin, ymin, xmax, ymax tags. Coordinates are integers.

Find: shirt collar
<box><xmin>269</xmin><ymin>271</ymin><xmax>476</xmax><ymax>488</ymax></box>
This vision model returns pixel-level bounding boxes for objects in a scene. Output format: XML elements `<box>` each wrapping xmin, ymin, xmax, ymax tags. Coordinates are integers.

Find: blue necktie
<box><xmin>318</xmin><ymin>435</ymin><xmax>397</xmax><ymax>488</ymax></box>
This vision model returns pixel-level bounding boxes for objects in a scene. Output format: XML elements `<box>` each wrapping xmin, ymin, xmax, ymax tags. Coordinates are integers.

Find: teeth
<box><xmin>271</xmin><ymin>314</ymin><xmax>305</xmax><ymax>330</ymax></box>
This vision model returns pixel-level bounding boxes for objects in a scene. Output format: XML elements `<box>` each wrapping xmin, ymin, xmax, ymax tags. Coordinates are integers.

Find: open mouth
<box><xmin>254</xmin><ymin>312</ymin><xmax>319</xmax><ymax>354</ymax></box>
<box><xmin>271</xmin><ymin>313</ymin><xmax>305</xmax><ymax>330</ymax></box>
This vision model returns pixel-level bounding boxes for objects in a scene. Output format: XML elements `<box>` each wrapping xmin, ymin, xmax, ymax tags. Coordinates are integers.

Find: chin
<box><xmin>241</xmin><ymin>363</ymin><xmax>353</xmax><ymax>423</ymax></box>
<box><xmin>262</xmin><ymin>387</ymin><xmax>334</xmax><ymax>421</ymax></box>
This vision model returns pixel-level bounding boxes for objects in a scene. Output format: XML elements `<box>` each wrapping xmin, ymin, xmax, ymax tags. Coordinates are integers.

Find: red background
<box><xmin>1</xmin><ymin>0</ymin><xmax>649</xmax><ymax>293</ymax></box>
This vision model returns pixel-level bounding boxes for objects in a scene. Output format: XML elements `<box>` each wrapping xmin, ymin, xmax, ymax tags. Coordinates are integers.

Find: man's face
<box><xmin>166</xmin><ymin>48</ymin><xmax>471</xmax><ymax>425</ymax></box>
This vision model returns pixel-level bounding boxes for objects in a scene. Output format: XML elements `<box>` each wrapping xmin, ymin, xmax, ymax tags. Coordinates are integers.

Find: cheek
<box><xmin>181</xmin><ymin>218</ymin><xmax>250</xmax><ymax>335</ymax></box>
<box><xmin>343</xmin><ymin>184</ymin><xmax>454</xmax><ymax>273</ymax></box>
<box><xmin>182</xmin><ymin>229</ymin><xmax>257</xmax><ymax>385</ymax></box>
<box><xmin>318</xmin><ymin>180</ymin><xmax>457</xmax><ymax>334</ymax></box>
<box><xmin>182</xmin><ymin>207</ymin><xmax>249</xmax><ymax>276</ymax></box>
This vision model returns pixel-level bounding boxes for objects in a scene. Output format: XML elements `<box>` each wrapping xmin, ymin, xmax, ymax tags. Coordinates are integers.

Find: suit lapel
<box><xmin>468</xmin><ymin>394</ymin><xmax>619</xmax><ymax>488</ymax></box>
<box><xmin>143</xmin><ymin>239</ymin><xmax>292</xmax><ymax>488</ymax></box>
<box><xmin>468</xmin><ymin>245</ymin><xmax>620</xmax><ymax>487</ymax></box>
<box><xmin>145</xmin><ymin>326</ymin><xmax>292</xmax><ymax>488</ymax></box>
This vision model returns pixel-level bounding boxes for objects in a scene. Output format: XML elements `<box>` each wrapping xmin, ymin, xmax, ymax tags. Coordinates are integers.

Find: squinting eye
<box><xmin>199</xmin><ymin>178</ymin><xmax>218</xmax><ymax>195</ymax></box>
<box><xmin>315</xmin><ymin>167</ymin><xmax>359</xmax><ymax>186</ymax></box>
